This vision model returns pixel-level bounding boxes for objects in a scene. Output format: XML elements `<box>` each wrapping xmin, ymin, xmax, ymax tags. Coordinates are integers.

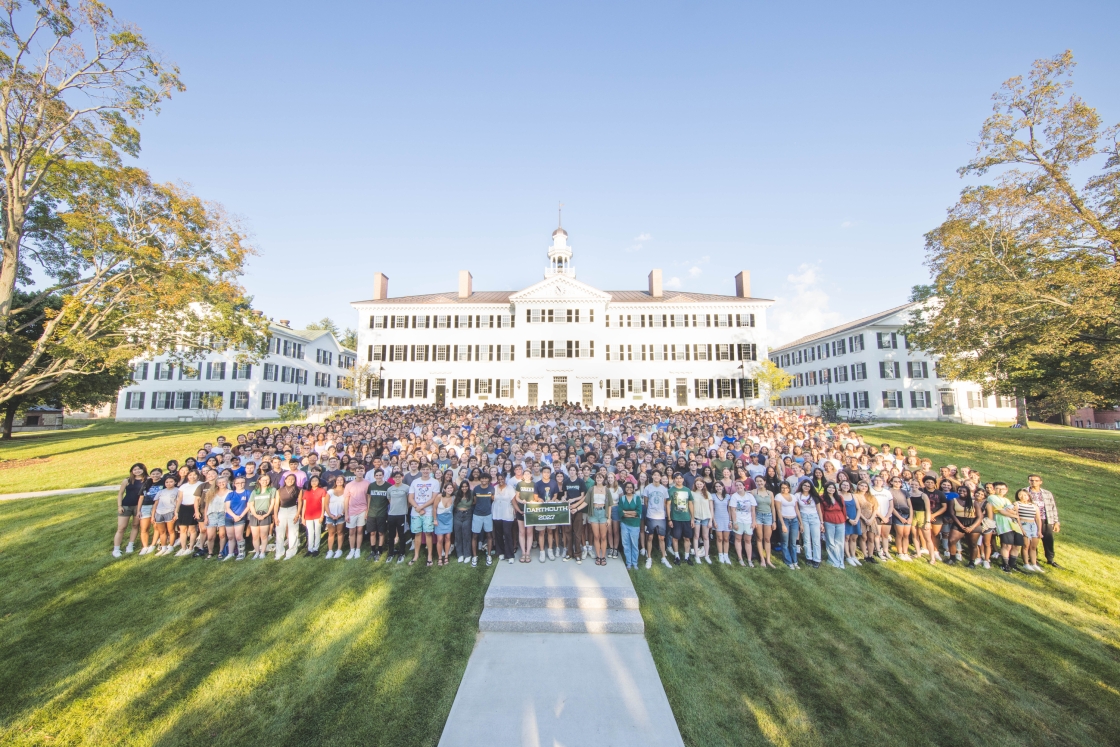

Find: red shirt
<box><xmin>302</xmin><ymin>487</ymin><xmax>327</xmax><ymax>521</ymax></box>
<box><xmin>821</xmin><ymin>499</ymin><xmax>846</xmax><ymax>524</ymax></box>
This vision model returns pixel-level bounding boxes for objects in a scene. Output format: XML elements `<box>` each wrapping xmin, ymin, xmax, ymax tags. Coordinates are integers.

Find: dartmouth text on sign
<box><xmin>524</xmin><ymin>502</ymin><xmax>571</xmax><ymax>527</ymax></box>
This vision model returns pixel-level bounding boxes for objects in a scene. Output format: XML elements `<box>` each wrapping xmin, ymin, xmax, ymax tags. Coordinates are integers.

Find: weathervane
<box><xmin>558</xmin><ymin>201</ymin><xmax>563</xmax><ymax>227</ymax></box>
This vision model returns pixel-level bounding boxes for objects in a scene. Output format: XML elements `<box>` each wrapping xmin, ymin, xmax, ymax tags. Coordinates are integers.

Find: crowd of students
<box><xmin>112</xmin><ymin>405</ymin><xmax>1063</xmax><ymax>574</ymax></box>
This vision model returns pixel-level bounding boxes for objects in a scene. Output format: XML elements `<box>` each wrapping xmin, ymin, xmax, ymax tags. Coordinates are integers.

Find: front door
<box><xmin>434</xmin><ymin>385</ymin><xmax>445</xmax><ymax>407</ymax></box>
<box><xmin>553</xmin><ymin>376</ymin><xmax>568</xmax><ymax>405</ymax></box>
<box><xmin>582</xmin><ymin>382</ymin><xmax>593</xmax><ymax>408</ymax></box>
<box><xmin>940</xmin><ymin>390</ymin><xmax>956</xmax><ymax>416</ymax></box>
<box><xmin>676</xmin><ymin>378</ymin><xmax>688</xmax><ymax>406</ymax></box>
<box><xmin>527</xmin><ymin>382</ymin><xmax>538</xmax><ymax>406</ymax></box>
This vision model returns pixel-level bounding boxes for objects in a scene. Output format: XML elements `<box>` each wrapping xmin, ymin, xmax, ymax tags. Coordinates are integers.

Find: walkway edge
<box><xmin>0</xmin><ymin>485</ymin><xmax>117</xmax><ymax>501</ymax></box>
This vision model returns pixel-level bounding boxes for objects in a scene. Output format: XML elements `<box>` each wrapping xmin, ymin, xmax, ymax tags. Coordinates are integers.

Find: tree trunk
<box><xmin>2</xmin><ymin>399</ymin><xmax>19</xmax><ymax>439</ymax></box>
<box><xmin>1015</xmin><ymin>395</ymin><xmax>1029</xmax><ymax>427</ymax></box>
<box><xmin>0</xmin><ymin>213</ymin><xmax>26</xmax><ymax>333</ymax></box>
<box><xmin>1061</xmin><ymin>411</ymin><xmax>1073</xmax><ymax>427</ymax></box>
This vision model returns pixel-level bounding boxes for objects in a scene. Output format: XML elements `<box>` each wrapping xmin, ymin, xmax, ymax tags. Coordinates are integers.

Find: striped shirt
<box><xmin>1016</xmin><ymin>501</ymin><xmax>1038</xmax><ymax>527</ymax></box>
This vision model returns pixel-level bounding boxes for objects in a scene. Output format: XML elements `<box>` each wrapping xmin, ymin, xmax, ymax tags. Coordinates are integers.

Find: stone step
<box><xmin>479</xmin><ymin>607</ymin><xmax>645</xmax><ymax>634</ymax></box>
<box><xmin>485</xmin><ymin>584</ymin><xmax>639</xmax><ymax>610</ymax></box>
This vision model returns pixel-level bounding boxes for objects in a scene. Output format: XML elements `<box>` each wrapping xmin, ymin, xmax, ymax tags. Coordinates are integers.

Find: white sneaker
<box><xmin>125</xmin><ymin>543</ymin><xmax>134</xmax><ymax>554</ymax></box>
<box><xmin>704</xmin><ymin>553</ymin><xmax>712</xmax><ymax>565</ymax></box>
<box><xmin>899</xmin><ymin>553</ymin><xmax>912</xmax><ymax>561</ymax></box>
<box><xmin>486</xmin><ymin>554</ymin><xmax>493</xmax><ymax>566</ymax></box>
<box><xmin>508</xmin><ymin>557</ymin><xmax>515</xmax><ymax>564</ymax></box>
<box><xmin>222</xmin><ymin>553</ymin><xmax>235</xmax><ymax>562</ymax></box>
<box><xmin>547</xmin><ymin>548</ymin><xmax>555</xmax><ymax>561</ymax></box>
<box><xmin>236</xmin><ymin>553</ymin><xmax>246</xmax><ymax>560</ymax></box>
<box><xmin>172</xmin><ymin>538</ymin><xmax>181</xmax><ymax>549</ymax></box>
<box><xmin>661</xmin><ymin>557</ymin><xmax>672</xmax><ymax>568</ymax></box>
<box><xmin>645</xmin><ymin>557</ymin><xmax>652</xmax><ymax>569</ymax></box>
<box><xmin>640</xmin><ymin>547</ymin><xmax>646</xmax><ymax>556</ymax></box>
<box><xmin>112</xmin><ymin>547</ymin><xmax>122</xmax><ymax>558</ymax></box>
<box><xmin>983</xmin><ymin>560</ymin><xmax>991</xmax><ymax>569</ymax></box>
<box><xmin>498</xmin><ymin>554</ymin><xmax>505</xmax><ymax>561</ymax></box>
<box><xmin>458</xmin><ymin>555</ymin><xmax>465</xmax><ymax>563</ymax></box>
<box><xmin>539</xmin><ymin>550</ymin><xmax>546</xmax><ymax>562</ymax></box>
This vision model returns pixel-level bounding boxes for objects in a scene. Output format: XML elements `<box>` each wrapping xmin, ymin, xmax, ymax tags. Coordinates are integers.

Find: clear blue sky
<box><xmin>115</xmin><ymin>0</ymin><xmax>1118</xmax><ymax>345</ymax></box>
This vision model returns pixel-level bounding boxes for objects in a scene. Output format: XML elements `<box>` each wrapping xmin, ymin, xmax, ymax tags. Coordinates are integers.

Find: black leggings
<box><xmin>493</xmin><ymin>519</ymin><xmax>516</xmax><ymax>558</ymax></box>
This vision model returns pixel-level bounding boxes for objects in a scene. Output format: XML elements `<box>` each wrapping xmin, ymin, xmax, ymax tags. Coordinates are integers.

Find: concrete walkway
<box><xmin>439</xmin><ymin>552</ymin><xmax>684</xmax><ymax>747</ymax></box>
<box><xmin>0</xmin><ymin>485</ymin><xmax>117</xmax><ymax>502</ymax></box>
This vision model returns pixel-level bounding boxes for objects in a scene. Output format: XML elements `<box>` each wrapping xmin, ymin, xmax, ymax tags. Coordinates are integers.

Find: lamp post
<box><xmin>377</xmin><ymin>363</ymin><xmax>384</xmax><ymax>410</ymax></box>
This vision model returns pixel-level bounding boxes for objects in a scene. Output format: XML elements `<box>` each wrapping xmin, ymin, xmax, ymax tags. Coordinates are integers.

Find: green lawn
<box><xmin>0</xmin><ymin>420</ymin><xmax>280</xmax><ymax>494</ymax></box>
<box><xmin>0</xmin><ymin>490</ymin><xmax>493</xmax><ymax>747</ymax></box>
<box><xmin>635</xmin><ymin>422</ymin><xmax>1120</xmax><ymax>747</ymax></box>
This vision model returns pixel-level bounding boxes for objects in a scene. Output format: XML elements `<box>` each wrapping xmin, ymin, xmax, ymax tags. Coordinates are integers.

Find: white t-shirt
<box><xmin>732</xmin><ymin>492</ymin><xmax>756</xmax><ymax>520</ymax></box>
<box><xmin>408</xmin><ymin>477</ymin><xmax>441</xmax><ymax>517</ymax></box>
<box><xmin>871</xmin><ymin>488</ymin><xmax>893</xmax><ymax>519</ymax></box>
<box><xmin>179</xmin><ymin>481</ymin><xmax>202</xmax><ymax>506</ymax></box>
<box><xmin>492</xmin><ymin>485</ymin><xmax>516</xmax><ymax>521</ymax></box>
<box><xmin>643</xmin><ymin>484</ymin><xmax>668</xmax><ymax>520</ymax></box>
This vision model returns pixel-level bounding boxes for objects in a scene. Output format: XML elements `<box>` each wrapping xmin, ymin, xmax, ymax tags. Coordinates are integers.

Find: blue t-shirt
<box><xmin>226</xmin><ymin>489</ymin><xmax>251</xmax><ymax>517</ymax></box>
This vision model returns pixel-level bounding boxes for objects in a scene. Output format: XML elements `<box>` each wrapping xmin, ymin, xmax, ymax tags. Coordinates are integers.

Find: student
<box><xmin>493</xmin><ymin>472</ymin><xmax>518</xmax><ymax>564</ymax></box>
<box><xmin>452</xmin><ymin>480</ymin><xmax>475</xmax><ymax>563</ymax></box>
<box><xmin>947</xmin><ymin>484</ymin><xmax>982</xmax><ymax>567</ymax></box>
<box><xmin>711</xmin><ymin>480</ymin><xmax>733</xmax><ymax>565</ymax></box>
<box><xmin>275</xmin><ymin>472</ymin><xmax>302</xmax><ymax>560</ymax></box>
<box><xmin>434</xmin><ymin>482</ymin><xmax>456</xmax><ymax>565</ymax></box>
<box><xmin>1025</xmin><ymin>474</ymin><xmax>1061</xmax><ymax>567</ymax></box>
<box><xmin>513</xmin><ymin>466</ymin><xmax>536</xmax><ymax>563</ymax></box>
<box><xmin>562</xmin><ymin>468</ymin><xmax>587</xmax><ymax>563</ymax></box>
<box><xmin>343</xmin><ymin>472</ymin><xmax>370</xmax><ymax>560</ymax></box>
<box><xmin>730</xmin><ymin>480</ymin><xmax>757</xmax><ymax>567</ymax></box>
<box><xmin>775</xmin><ymin>482</ymin><xmax>801</xmax><ymax>568</ymax></box>
<box><xmin>247</xmin><ymin>473</ymin><xmax>277</xmax><ymax>559</ymax></box>
<box><xmin>324</xmin><ymin>475</ymin><xmax>348</xmax><ymax>559</ymax></box>
<box><xmin>989</xmin><ymin>483</ymin><xmax>1022</xmax><ymax>573</ymax></box>
<box><xmin>203</xmin><ymin>475</ymin><xmax>230</xmax><ymax>559</ymax></box>
<box><xmin>471</xmin><ymin>473</ymin><xmax>496</xmax><ymax>567</ymax></box>
<box><xmin>752</xmin><ymin>476</ymin><xmax>776</xmax><ymax>569</ymax></box>
<box><xmin>587</xmin><ymin>472</ymin><xmax>613</xmax><ymax>566</ymax></box>
<box><xmin>792</xmin><ymin>479</ymin><xmax>821</xmax><ymax>567</ymax></box>
<box><xmin>869</xmin><ymin>476</ymin><xmax>894</xmax><ymax>561</ymax></box>
<box><xmin>642</xmin><ymin>470</ymin><xmax>670</xmax><ymax>569</ymax></box>
<box><xmin>820</xmin><ymin>482</ymin><xmax>847</xmax><ymax>569</ymax></box>
<box><xmin>668</xmin><ymin>472</ymin><xmax>695</xmax><ymax>566</ymax></box>
<box><xmin>175</xmin><ymin>469</ymin><xmax>204</xmax><ymax>557</ymax></box>
<box><xmin>618</xmin><ymin>482</ymin><xmax>643</xmax><ymax>570</ymax></box>
<box><xmin>300</xmin><ymin>474</ymin><xmax>326</xmax><ymax>557</ymax></box>
<box><xmin>408</xmin><ymin>465</ymin><xmax>440</xmax><ymax>566</ymax></box>
<box><xmin>385</xmin><ymin>473</ymin><xmax>410</xmax><ymax>563</ymax></box>
<box><xmin>114</xmin><ymin>463</ymin><xmax>148</xmax><ymax>557</ymax></box>
<box><xmin>691</xmin><ymin>480</ymin><xmax>714</xmax><ymax>564</ymax></box>
<box><xmin>534</xmin><ymin>466</ymin><xmax>562</xmax><ymax>561</ymax></box>
<box><xmin>1015</xmin><ymin>488</ymin><xmax>1044</xmax><ymax>572</ymax></box>
<box><xmin>889</xmin><ymin>477</ymin><xmax>914</xmax><ymax>561</ymax></box>
<box><xmin>365</xmin><ymin>470</ymin><xmax>391</xmax><ymax>561</ymax></box>
<box><xmin>838</xmin><ymin>479</ymin><xmax>862</xmax><ymax>567</ymax></box>
<box><xmin>224</xmin><ymin>476</ymin><xmax>251</xmax><ymax>560</ymax></box>
<box><xmin>152</xmin><ymin>475</ymin><xmax>181</xmax><ymax>556</ymax></box>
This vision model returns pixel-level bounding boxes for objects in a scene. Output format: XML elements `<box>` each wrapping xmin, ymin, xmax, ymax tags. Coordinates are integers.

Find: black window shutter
<box><xmin>709</xmin><ymin>379</ymin><xmax>715</xmax><ymax>397</ymax></box>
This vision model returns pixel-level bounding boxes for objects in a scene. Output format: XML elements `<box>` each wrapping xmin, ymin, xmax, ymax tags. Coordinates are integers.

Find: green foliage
<box><xmin>277</xmin><ymin>401</ymin><xmax>305</xmax><ymax>422</ymax></box>
<box><xmin>756</xmin><ymin>359</ymin><xmax>794</xmax><ymax>404</ymax></box>
<box><xmin>909</xmin><ymin>51</ymin><xmax>1120</xmax><ymax>413</ymax></box>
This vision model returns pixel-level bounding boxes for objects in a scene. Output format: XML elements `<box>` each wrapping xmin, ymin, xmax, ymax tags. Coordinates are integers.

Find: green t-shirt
<box><xmin>618</xmin><ymin>493</ymin><xmax>642</xmax><ymax>527</ymax></box>
<box><xmin>368</xmin><ymin>482</ymin><xmax>391</xmax><ymax>518</ymax></box>
<box><xmin>668</xmin><ymin>486</ymin><xmax>693</xmax><ymax>522</ymax></box>
<box><xmin>516</xmin><ymin>480</ymin><xmax>537</xmax><ymax>507</ymax></box>
<box><xmin>988</xmin><ymin>494</ymin><xmax>1020</xmax><ymax>535</ymax></box>
<box><xmin>711</xmin><ymin>458</ymin><xmax>734</xmax><ymax>479</ymax></box>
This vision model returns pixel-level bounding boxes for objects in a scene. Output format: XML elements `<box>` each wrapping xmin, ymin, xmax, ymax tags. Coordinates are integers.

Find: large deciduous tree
<box><xmin>0</xmin><ymin>0</ymin><xmax>183</xmax><ymax>329</ymax></box>
<box><xmin>907</xmin><ymin>51</ymin><xmax>1120</xmax><ymax>423</ymax></box>
<box><xmin>0</xmin><ymin>165</ymin><xmax>269</xmax><ymax>407</ymax></box>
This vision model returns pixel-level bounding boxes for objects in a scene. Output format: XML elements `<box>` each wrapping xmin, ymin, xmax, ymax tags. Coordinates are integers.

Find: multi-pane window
<box><xmin>230</xmin><ymin>391</ymin><xmax>249</xmax><ymax>409</ymax></box>
<box><xmin>528</xmin><ymin>309</ymin><xmax>545</xmax><ymax>323</ymax></box>
<box><xmin>315</xmin><ymin>350</ymin><xmax>334</xmax><ymax>365</ymax></box>
<box><xmin>477</xmin><ymin>315</ymin><xmax>493</xmax><ymax>329</ymax></box>
<box><xmin>436</xmin><ymin>315</ymin><xmax>451</xmax><ymax>328</ymax></box>
<box><xmin>124</xmin><ymin>391</ymin><xmax>146</xmax><ymax>409</ymax></box>
<box><xmin>455</xmin><ymin>379</ymin><xmax>469</xmax><ymax>398</ymax></box>
<box><xmin>231</xmin><ymin>363</ymin><xmax>252</xmax><ymax>380</ymax></box>
<box><xmin>837</xmin><ymin>392</ymin><xmax>851</xmax><ymax>408</ymax></box>
<box><xmin>497</xmin><ymin>314</ymin><xmax>514</xmax><ymax>328</ymax></box>
<box><xmin>853</xmin><ymin>391</ymin><xmax>869</xmax><ymax>408</ymax></box>
<box><xmin>475</xmin><ymin>379</ymin><xmax>493</xmax><ymax>395</ymax></box>
<box><xmin>206</xmin><ymin>362</ymin><xmax>226</xmax><ymax>380</ymax></box>
<box><xmin>876</xmin><ymin>332</ymin><xmax>898</xmax><ymax>349</ymax></box>
<box><xmin>392</xmin><ymin>345</ymin><xmax>407</xmax><ymax>361</ymax></box>
<box><xmin>696</xmin><ymin>380</ymin><xmax>711</xmax><ymax>399</ymax></box>
<box><xmin>455</xmin><ymin>344</ymin><xmax>472</xmax><ymax>361</ymax></box>
<box><xmin>832</xmin><ymin>339</ymin><xmax>846</xmax><ymax>356</ymax></box>
<box><xmin>833</xmin><ymin>366</ymin><xmax>848</xmax><ymax>382</ymax></box>
<box><xmin>672</xmin><ymin>314</ymin><xmax>688</xmax><ymax>328</ymax></box>
<box><xmin>154</xmin><ymin>363</ymin><xmax>174</xmax><ymax>381</ymax></box>
<box><xmin>851</xmin><ymin>363</ymin><xmax>867</xmax><ymax>380</ymax></box>
<box><xmin>807</xmin><ymin>371</ymin><xmax>817</xmax><ymax>386</ymax></box>
<box><xmin>717</xmin><ymin>379</ymin><xmax>733</xmax><ymax>398</ymax></box>
<box><xmin>820</xmin><ymin>368</ymin><xmax>831</xmax><ymax>384</ymax></box>
<box><xmin>649</xmin><ymin>313</ymin><xmax>666</xmax><ymax>328</ymax></box>
<box><xmin>151</xmin><ymin>391</ymin><xmax>172</xmax><ymax>409</ymax></box>
<box><xmin>907</xmin><ymin>361</ymin><xmax>929</xmax><ymax>379</ymax></box>
<box><xmin>371</xmin><ymin>316</ymin><xmax>386</xmax><ymax>328</ymax></box>
<box><xmin>260</xmin><ymin>392</ymin><xmax>277</xmax><ymax>409</ymax></box>
<box><xmin>715</xmin><ymin>344</ymin><xmax>731</xmax><ymax>361</ymax></box>
<box><xmin>498</xmin><ymin>379</ymin><xmax>513</xmax><ymax>398</ymax></box>
<box><xmin>715</xmin><ymin>314</ymin><xmax>730</xmax><ymax>328</ymax></box>
<box><xmin>849</xmin><ymin>333</ymin><xmax>865</xmax><ymax>352</ymax></box>
<box><xmin>652</xmin><ymin>379</ymin><xmax>668</xmax><ymax>398</ymax></box>
<box><xmin>607</xmin><ymin>380</ymin><xmax>624</xmax><ymax>398</ymax></box>
<box><xmin>390</xmin><ymin>380</ymin><xmax>405</xmax><ymax>398</ymax></box>
<box><xmin>434</xmin><ymin>345</ymin><xmax>450</xmax><ymax>361</ymax></box>
<box><xmin>263</xmin><ymin>363</ymin><xmax>278</xmax><ymax>381</ymax></box>
<box><xmin>393</xmin><ymin>315</ymin><xmax>408</xmax><ymax>329</ymax></box>
<box><xmin>498</xmin><ymin>345</ymin><xmax>514</xmax><ymax>361</ymax></box>
<box><xmin>528</xmin><ymin>341</ymin><xmax>545</xmax><ymax>359</ymax></box>
<box><xmin>910</xmin><ymin>390</ymin><xmax>932</xmax><ymax>408</ymax></box>
<box><xmin>565</xmin><ymin>309</ymin><xmax>581</xmax><ymax>323</ymax></box>
<box><xmin>694</xmin><ymin>345</ymin><xmax>710</xmax><ymax>361</ymax></box>
<box><xmin>882</xmin><ymin>390</ymin><xmax>903</xmax><ymax>408</ymax></box>
<box><xmin>314</xmin><ymin>372</ymin><xmax>330</xmax><ymax>386</ymax></box>
<box><xmin>879</xmin><ymin>362</ymin><xmax>901</xmax><ymax>379</ymax></box>
<box><xmin>178</xmin><ymin>364</ymin><xmax>200</xmax><ymax>381</ymax></box>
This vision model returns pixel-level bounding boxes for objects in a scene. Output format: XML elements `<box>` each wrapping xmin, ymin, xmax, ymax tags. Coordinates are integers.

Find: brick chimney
<box><xmin>278</xmin><ymin>319</ymin><xmax>290</xmax><ymax>327</ymax></box>
<box><xmin>372</xmin><ymin>272</ymin><xmax>389</xmax><ymax>300</ymax></box>
<box><xmin>648</xmin><ymin>269</ymin><xmax>663</xmax><ymax>298</ymax></box>
<box><xmin>734</xmin><ymin>270</ymin><xmax>751</xmax><ymax>298</ymax></box>
<box><xmin>458</xmin><ymin>270</ymin><xmax>473</xmax><ymax>299</ymax></box>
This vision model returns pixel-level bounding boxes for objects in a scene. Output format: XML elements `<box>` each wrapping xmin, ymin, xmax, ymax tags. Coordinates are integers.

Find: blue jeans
<box><xmin>781</xmin><ymin>517</ymin><xmax>800</xmax><ymax>565</ymax></box>
<box><xmin>800</xmin><ymin>512</ymin><xmax>822</xmax><ymax>563</ymax></box>
<box><xmin>825</xmin><ymin>522</ymin><xmax>846</xmax><ymax>568</ymax></box>
<box><xmin>621</xmin><ymin>523</ymin><xmax>640</xmax><ymax>567</ymax></box>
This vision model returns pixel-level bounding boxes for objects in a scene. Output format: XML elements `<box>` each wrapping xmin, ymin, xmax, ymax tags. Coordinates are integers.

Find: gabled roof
<box><xmin>270</xmin><ymin>324</ymin><xmax>356</xmax><ymax>355</ymax></box>
<box><xmin>771</xmin><ymin>301</ymin><xmax>918</xmax><ymax>352</ymax></box>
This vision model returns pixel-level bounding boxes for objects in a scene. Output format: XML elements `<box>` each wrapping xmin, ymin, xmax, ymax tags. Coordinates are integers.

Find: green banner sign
<box><xmin>525</xmin><ymin>502</ymin><xmax>571</xmax><ymax>527</ymax></box>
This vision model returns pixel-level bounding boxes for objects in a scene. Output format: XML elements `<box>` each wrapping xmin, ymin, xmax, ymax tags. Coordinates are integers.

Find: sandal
<box><xmin>408</xmin><ymin>559</ymin><xmax>416</xmax><ymax>566</ymax></box>
<box><xmin>427</xmin><ymin>560</ymin><xmax>433</xmax><ymax>567</ymax></box>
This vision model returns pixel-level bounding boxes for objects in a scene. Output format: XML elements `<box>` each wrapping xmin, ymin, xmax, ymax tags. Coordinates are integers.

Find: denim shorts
<box><xmin>207</xmin><ymin>513</ymin><xmax>225</xmax><ymax>529</ymax></box>
<box><xmin>325</xmin><ymin>516</ymin><xmax>346</xmax><ymax>526</ymax></box>
<box><xmin>610</xmin><ymin>505</ymin><xmax>621</xmax><ymax>522</ymax></box>
<box><xmin>471</xmin><ymin>513</ymin><xmax>494</xmax><ymax>533</ymax></box>
<box><xmin>1022</xmin><ymin>522</ymin><xmax>1039</xmax><ymax>539</ymax></box>
<box><xmin>225</xmin><ymin>516</ymin><xmax>245</xmax><ymax>528</ymax></box>
<box><xmin>139</xmin><ymin>505</ymin><xmax>154</xmax><ymax>519</ymax></box>
<box><xmin>646</xmin><ymin>518</ymin><xmax>667</xmax><ymax>536</ymax></box>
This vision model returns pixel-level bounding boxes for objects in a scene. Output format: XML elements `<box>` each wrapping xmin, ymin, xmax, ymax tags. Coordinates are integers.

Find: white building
<box><xmin>770</xmin><ymin>302</ymin><xmax>1018</xmax><ymax>423</ymax></box>
<box><xmin>351</xmin><ymin>225</ymin><xmax>773</xmax><ymax>409</ymax></box>
<box><xmin>115</xmin><ymin>322</ymin><xmax>357</xmax><ymax>421</ymax></box>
